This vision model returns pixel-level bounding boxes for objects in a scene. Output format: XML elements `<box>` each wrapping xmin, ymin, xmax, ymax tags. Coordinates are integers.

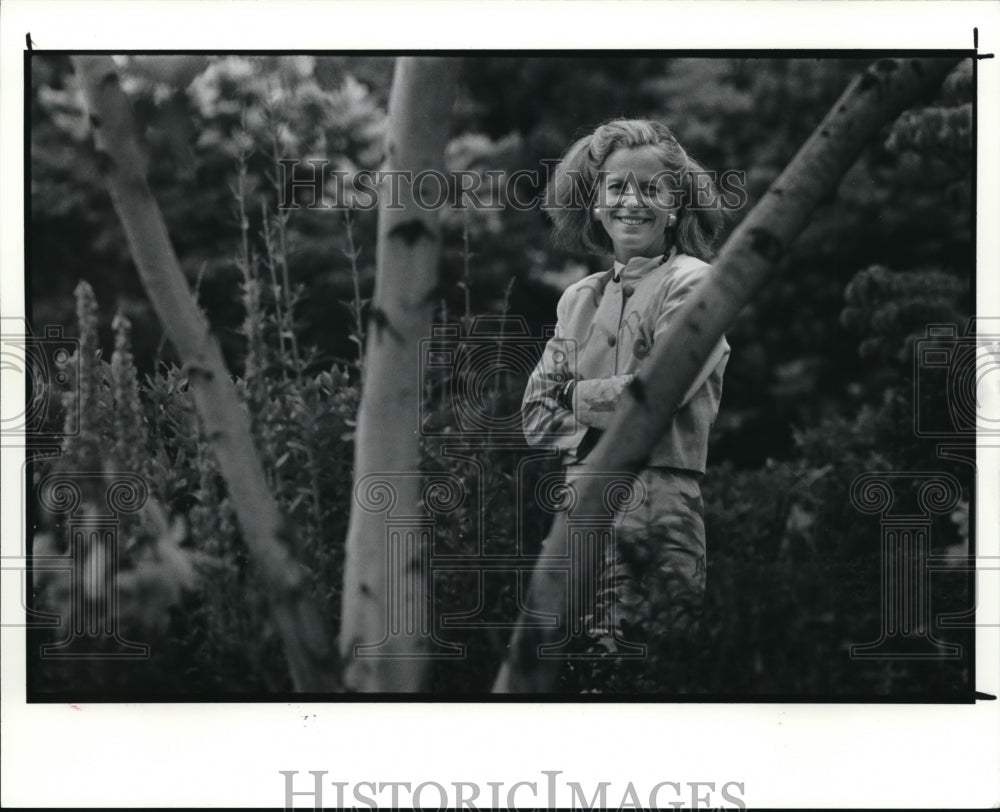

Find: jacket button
<box><xmin>607</xmin><ymin>335</ymin><xmax>617</xmax><ymax>347</ymax></box>
<box><xmin>622</xmin><ymin>284</ymin><xmax>634</xmax><ymax>298</ymax></box>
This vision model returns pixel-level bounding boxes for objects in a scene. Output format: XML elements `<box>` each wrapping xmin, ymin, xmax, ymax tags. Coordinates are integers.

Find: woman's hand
<box><xmin>573</xmin><ymin>373</ymin><xmax>636</xmax><ymax>429</ymax></box>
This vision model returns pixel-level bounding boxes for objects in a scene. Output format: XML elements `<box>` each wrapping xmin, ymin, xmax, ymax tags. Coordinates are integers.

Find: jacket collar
<box><xmin>612</xmin><ymin>246</ymin><xmax>678</xmax><ymax>282</ymax></box>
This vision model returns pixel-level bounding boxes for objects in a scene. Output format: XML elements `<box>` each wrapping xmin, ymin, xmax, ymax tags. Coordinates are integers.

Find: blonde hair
<box><xmin>544</xmin><ymin>119</ymin><xmax>725</xmax><ymax>262</ymax></box>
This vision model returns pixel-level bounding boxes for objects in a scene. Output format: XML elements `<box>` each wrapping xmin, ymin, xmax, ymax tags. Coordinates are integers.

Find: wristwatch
<box><xmin>556</xmin><ymin>378</ymin><xmax>577</xmax><ymax>411</ymax></box>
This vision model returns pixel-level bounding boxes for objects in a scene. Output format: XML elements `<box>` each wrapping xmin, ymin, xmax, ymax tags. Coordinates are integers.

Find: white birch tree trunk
<box><xmin>339</xmin><ymin>57</ymin><xmax>459</xmax><ymax>692</ymax></box>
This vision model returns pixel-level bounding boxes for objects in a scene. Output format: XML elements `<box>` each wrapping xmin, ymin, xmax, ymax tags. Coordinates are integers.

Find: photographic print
<box><xmin>2</xmin><ymin>2</ymin><xmax>998</xmax><ymax>809</ymax></box>
<box><xmin>21</xmin><ymin>49</ymin><xmax>978</xmax><ymax>701</ymax></box>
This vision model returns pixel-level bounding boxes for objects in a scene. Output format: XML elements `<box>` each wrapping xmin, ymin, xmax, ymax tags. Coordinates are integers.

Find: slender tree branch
<box><xmin>71</xmin><ymin>55</ymin><xmax>339</xmax><ymax>692</ymax></box>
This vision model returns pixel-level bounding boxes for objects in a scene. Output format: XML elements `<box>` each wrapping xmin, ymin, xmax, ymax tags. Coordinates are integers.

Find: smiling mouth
<box><xmin>614</xmin><ymin>215</ymin><xmax>651</xmax><ymax>226</ymax></box>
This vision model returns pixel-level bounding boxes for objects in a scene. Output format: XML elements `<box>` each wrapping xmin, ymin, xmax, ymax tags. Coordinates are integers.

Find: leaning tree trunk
<box><xmin>494</xmin><ymin>57</ymin><xmax>962</xmax><ymax>693</ymax></box>
<box><xmin>71</xmin><ymin>56</ymin><xmax>339</xmax><ymax>692</ymax></box>
<box><xmin>338</xmin><ymin>58</ymin><xmax>459</xmax><ymax>692</ymax></box>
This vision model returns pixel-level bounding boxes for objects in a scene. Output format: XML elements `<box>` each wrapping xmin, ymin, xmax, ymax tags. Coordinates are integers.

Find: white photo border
<box><xmin>2</xmin><ymin>1</ymin><xmax>998</xmax><ymax>808</ymax></box>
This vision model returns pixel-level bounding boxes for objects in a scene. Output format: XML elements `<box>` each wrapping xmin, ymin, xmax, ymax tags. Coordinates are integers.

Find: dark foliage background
<box><xmin>27</xmin><ymin>54</ymin><xmax>974</xmax><ymax>697</ymax></box>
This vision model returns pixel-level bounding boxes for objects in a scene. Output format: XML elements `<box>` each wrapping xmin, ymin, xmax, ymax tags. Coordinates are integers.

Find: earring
<box><xmin>666</xmin><ymin>212</ymin><xmax>678</xmax><ymax>227</ymax></box>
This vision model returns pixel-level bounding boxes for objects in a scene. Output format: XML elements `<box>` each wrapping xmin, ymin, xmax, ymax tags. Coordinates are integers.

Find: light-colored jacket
<box><xmin>521</xmin><ymin>249</ymin><xmax>729</xmax><ymax>474</ymax></box>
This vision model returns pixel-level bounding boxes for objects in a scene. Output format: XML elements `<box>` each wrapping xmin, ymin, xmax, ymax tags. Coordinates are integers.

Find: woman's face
<box><xmin>595</xmin><ymin>145</ymin><xmax>677</xmax><ymax>263</ymax></box>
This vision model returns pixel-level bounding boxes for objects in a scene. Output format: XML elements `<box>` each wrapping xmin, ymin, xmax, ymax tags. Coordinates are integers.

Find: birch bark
<box><xmin>339</xmin><ymin>57</ymin><xmax>459</xmax><ymax>692</ymax></box>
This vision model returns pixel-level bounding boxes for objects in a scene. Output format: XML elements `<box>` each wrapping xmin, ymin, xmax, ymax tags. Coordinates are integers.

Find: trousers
<box><xmin>564</xmin><ymin>464</ymin><xmax>707</xmax><ymax>648</ymax></box>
